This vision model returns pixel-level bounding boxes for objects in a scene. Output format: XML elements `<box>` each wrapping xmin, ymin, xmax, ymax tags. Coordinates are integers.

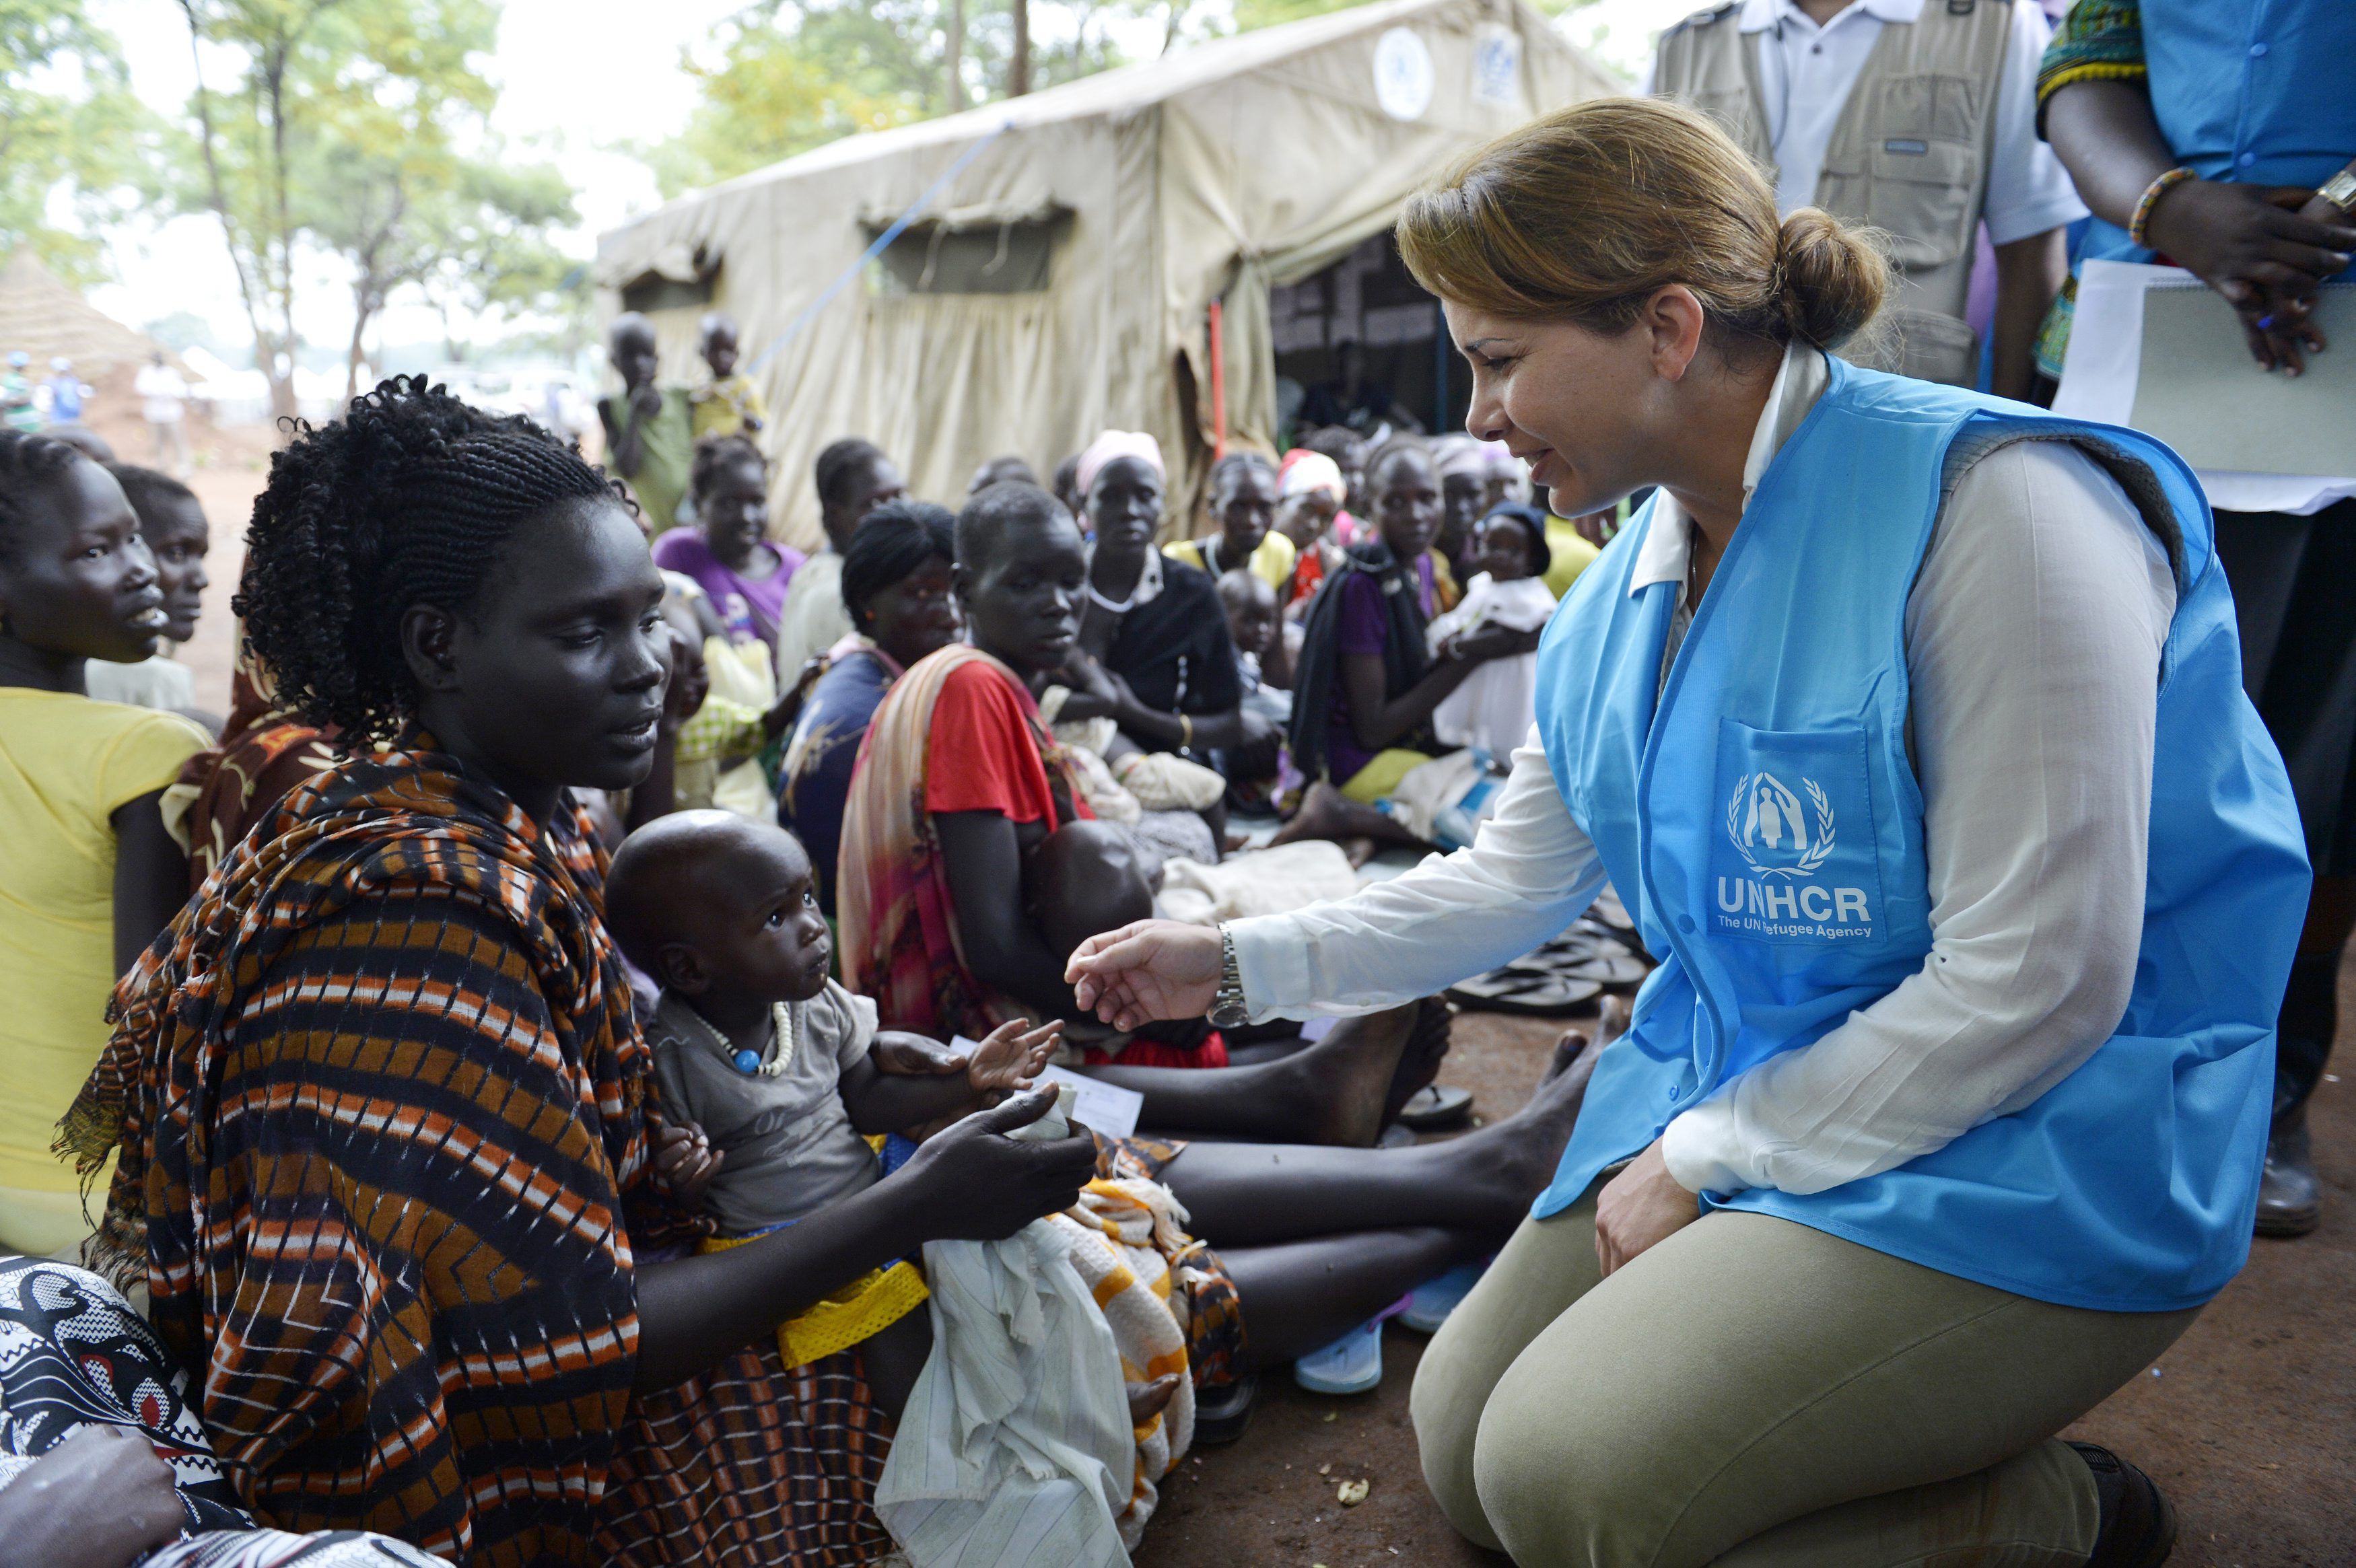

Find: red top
<box><xmin>923</xmin><ymin>659</ymin><xmax>1092</xmax><ymax>826</ymax></box>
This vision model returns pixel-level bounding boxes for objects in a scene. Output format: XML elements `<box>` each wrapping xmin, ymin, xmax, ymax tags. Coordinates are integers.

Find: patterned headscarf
<box><xmin>1277</xmin><ymin>449</ymin><xmax>1344</xmax><ymax>502</ymax></box>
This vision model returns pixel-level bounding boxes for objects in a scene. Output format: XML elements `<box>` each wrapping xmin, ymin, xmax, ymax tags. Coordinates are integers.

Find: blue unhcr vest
<box><xmin>1532</xmin><ymin>359</ymin><xmax>2308</xmax><ymax>1312</ymax></box>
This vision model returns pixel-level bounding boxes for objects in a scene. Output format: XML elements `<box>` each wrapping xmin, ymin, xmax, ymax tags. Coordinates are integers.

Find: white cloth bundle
<box><xmin>1426</xmin><ymin>571</ymin><xmax>1557</xmax><ymax>760</ymax></box>
<box><xmin>1154</xmin><ymin>841</ymin><xmax>1362</xmax><ymax>925</ymax></box>
<box><xmin>876</xmin><ymin>1221</ymin><xmax>1137</xmax><ymax>1568</ymax></box>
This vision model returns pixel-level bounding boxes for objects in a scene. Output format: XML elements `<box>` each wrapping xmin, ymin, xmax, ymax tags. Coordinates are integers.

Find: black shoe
<box><xmin>1191</xmin><ymin>1373</ymin><xmax>1258</xmax><ymax>1446</ymax></box>
<box><xmin>2255</xmin><ymin>1103</ymin><xmax>2321</xmax><ymax>1238</ymax></box>
<box><xmin>2071</xmin><ymin>1442</ymin><xmax>2176</xmax><ymax>1567</ymax></box>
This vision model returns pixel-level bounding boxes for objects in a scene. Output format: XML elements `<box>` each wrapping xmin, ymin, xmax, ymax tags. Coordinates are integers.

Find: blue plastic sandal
<box><xmin>1293</xmin><ymin>1294</ymin><xmax>1414</xmax><ymax>1394</ymax></box>
<box><xmin>1294</xmin><ymin>1317</ymin><xmax>1385</xmax><ymax>1394</ymax></box>
<box><xmin>1401</xmin><ymin>1260</ymin><xmax>1489</xmax><ymax>1333</ymax></box>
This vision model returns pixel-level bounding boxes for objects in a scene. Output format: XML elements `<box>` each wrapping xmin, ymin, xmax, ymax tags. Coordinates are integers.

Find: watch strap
<box><xmin>1210</xmin><ymin>925</ymin><xmax>1249</xmax><ymax>1027</ymax></box>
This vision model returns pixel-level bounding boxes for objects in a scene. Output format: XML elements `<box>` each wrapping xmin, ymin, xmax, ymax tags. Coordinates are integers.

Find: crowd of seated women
<box><xmin>0</xmin><ymin>377</ymin><xmax>1615</xmax><ymax>1568</ymax></box>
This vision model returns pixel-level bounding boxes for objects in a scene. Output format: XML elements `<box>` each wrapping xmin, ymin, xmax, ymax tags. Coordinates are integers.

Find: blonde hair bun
<box><xmin>1397</xmin><ymin>98</ymin><xmax>1888</xmax><ymax>356</ymax></box>
<box><xmin>1775</xmin><ymin>208</ymin><xmax>1887</xmax><ymax>351</ymax></box>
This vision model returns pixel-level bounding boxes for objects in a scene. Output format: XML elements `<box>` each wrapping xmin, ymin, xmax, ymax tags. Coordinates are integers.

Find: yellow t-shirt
<box><xmin>691</xmin><ymin>373</ymin><xmax>770</xmax><ymax>441</ymax></box>
<box><xmin>0</xmin><ymin>690</ymin><xmax>208</xmax><ymax>1191</ymax></box>
<box><xmin>1542</xmin><ymin>518</ymin><xmax>1604</xmax><ymax>601</ymax></box>
<box><xmin>1163</xmin><ymin>531</ymin><xmax>1298</xmax><ymax>593</ymax></box>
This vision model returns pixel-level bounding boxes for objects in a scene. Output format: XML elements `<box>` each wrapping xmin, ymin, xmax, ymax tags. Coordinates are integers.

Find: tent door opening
<box><xmin>1271</xmin><ymin>233</ymin><xmax>1467</xmax><ymax>447</ymax></box>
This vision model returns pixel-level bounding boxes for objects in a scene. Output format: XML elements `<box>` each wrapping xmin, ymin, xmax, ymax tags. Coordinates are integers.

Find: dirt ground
<box><xmin>90</xmin><ymin>399</ymin><xmax>2349</xmax><ymax>1568</ymax></box>
<box><xmin>1138</xmin><ymin>968</ymin><xmax>2356</xmax><ymax>1568</ymax></box>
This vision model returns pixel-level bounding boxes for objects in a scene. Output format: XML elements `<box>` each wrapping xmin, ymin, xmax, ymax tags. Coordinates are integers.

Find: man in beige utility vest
<box><xmin>1647</xmin><ymin>0</ymin><xmax>2082</xmax><ymax>397</ymax></box>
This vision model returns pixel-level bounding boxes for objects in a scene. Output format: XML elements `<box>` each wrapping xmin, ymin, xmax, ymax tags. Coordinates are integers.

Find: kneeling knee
<box><xmin>1471</xmin><ymin>1394</ymin><xmax>1673</xmax><ymax>1568</ymax></box>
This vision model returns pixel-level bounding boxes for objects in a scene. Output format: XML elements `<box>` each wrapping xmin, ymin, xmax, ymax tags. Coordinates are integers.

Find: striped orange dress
<box><xmin>63</xmin><ymin>748</ymin><xmax>892</xmax><ymax>1568</ymax></box>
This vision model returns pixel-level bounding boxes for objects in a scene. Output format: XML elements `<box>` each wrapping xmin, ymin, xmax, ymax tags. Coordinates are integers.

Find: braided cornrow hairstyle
<box><xmin>1210</xmin><ymin>448</ymin><xmax>1276</xmax><ymax>499</ymax></box>
<box><xmin>689</xmin><ymin>431</ymin><xmax>765</xmax><ymax>504</ymax></box>
<box><xmin>234</xmin><ymin>375</ymin><xmax>621</xmax><ymax>744</ymax></box>
<box><xmin>0</xmin><ymin>429</ymin><xmax>83</xmax><ymax>565</ymax></box>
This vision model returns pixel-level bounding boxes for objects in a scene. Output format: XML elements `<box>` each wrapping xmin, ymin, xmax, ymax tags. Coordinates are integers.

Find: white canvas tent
<box><xmin>594</xmin><ymin>0</ymin><xmax>1622</xmax><ymax>545</ymax></box>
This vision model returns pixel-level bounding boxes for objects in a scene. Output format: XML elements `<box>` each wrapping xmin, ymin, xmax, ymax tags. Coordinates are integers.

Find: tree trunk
<box><xmin>1010</xmin><ymin>0</ymin><xmax>1029</xmax><ymax>96</ymax></box>
<box><xmin>946</xmin><ymin>0</ymin><xmax>965</xmax><ymax>110</ymax></box>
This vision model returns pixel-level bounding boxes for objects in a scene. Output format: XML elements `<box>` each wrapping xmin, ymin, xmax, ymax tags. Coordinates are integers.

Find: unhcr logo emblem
<box><xmin>1715</xmin><ymin>770</ymin><xmax>1873</xmax><ymax>939</ymax></box>
<box><xmin>1725</xmin><ymin>772</ymin><xmax>1834</xmax><ymax>879</ymax></box>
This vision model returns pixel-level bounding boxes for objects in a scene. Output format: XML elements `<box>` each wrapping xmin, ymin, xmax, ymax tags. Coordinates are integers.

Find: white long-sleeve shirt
<box><xmin>1230</xmin><ymin>344</ymin><xmax>2176</xmax><ymax>1199</ymax></box>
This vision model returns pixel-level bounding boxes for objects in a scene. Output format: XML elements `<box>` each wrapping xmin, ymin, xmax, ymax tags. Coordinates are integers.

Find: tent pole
<box><xmin>1208</xmin><ymin>299</ymin><xmax>1226</xmax><ymax>460</ymax></box>
<box><xmin>1012</xmin><ymin>0</ymin><xmax>1031</xmax><ymax>95</ymax></box>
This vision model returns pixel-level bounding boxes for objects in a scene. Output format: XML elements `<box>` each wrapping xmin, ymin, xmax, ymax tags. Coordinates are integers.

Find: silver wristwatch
<box><xmin>1208</xmin><ymin>924</ymin><xmax>1250</xmax><ymax>1028</ymax></box>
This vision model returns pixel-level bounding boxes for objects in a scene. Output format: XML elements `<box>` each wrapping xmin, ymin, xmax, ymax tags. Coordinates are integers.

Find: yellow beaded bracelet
<box><xmin>2130</xmin><ymin>166</ymin><xmax>2196</xmax><ymax>251</ymax></box>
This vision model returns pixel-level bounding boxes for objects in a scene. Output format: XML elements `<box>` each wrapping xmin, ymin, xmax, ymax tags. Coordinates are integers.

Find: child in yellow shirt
<box><xmin>0</xmin><ymin>433</ymin><xmax>207</xmax><ymax>1254</ymax></box>
<box><xmin>690</xmin><ymin>312</ymin><xmax>769</xmax><ymax>441</ymax></box>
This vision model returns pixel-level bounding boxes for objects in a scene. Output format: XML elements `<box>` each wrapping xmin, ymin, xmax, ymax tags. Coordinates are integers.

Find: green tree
<box><xmin>176</xmin><ymin>0</ymin><xmax>526</xmax><ymax>421</ymax></box>
<box><xmin>639</xmin><ymin>0</ymin><xmax>1159</xmax><ymax>200</ymax></box>
<box><xmin>0</xmin><ymin>1</ymin><xmax>153</xmax><ymax>282</ymax></box>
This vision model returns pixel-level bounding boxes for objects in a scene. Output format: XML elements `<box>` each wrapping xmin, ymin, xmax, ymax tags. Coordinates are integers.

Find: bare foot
<box><xmin>1340</xmin><ymin>834</ymin><xmax>1377</xmax><ymax>869</ymax></box>
<box><xmin>1128</xmin><ymin>1374</ymin><xmax>1182</xmax><ymax>1428</ymax></box>
<box><xmin>1545</xmin><ymin>995</ymin><xmax>1629</xmax><ymax>1081</ymax></box>
<box><xmin>1381</xmin><ymin>996</ymin><xmax>1455</xmax><ymax>1124</ymax></box>
<box><xmin>1429</xmin><ymin>1026</ymin><xmax>1602</xmax><ymax>1232</ymax></box>
<box><xmin>1268</xmin><ymin>782</ymin><xmax>1426</xmax><ymax>853</ymax></box>
<box><xmin>1272</xmin><ymin>1002</ymin><xmax>1418</xmax><ymax>1147</ymax></box>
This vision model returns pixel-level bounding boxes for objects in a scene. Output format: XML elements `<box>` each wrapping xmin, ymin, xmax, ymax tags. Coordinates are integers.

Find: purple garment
<box><xmin>650</xmin><ymin>528</ymin><xmax>804</xmax><ymax>651</ymax></box>
<box><xmin>1323</xmin><ymin>555</ymin><xmax>1437</xmax><ymax>785</ymax></box>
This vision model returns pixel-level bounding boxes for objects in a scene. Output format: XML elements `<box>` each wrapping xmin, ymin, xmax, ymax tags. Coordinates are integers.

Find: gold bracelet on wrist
<box><xmin>1179</xmin><ymin>713</ymin><xmax>1194</xmax><ymax>750</ymax></box>
<box><xmin>2129</xmin><ymin>166</ymin><xmax>2196</xmax><ymax>250</ymax></box>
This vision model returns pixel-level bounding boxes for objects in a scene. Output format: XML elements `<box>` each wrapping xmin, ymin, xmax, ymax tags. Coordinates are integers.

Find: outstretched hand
<box><xmin>870</xmin><ymin>1030</ymin><xmax>973</xmax><ymax>1077</ymax></box>
<box><xmin>1065</xmin><ymin>919</ymin><xmax>1224</xmax><ymax>1031</ymax></box>
<box><xmin>966</xmin><ymin>1017</ymin><xmax>1063</xmax><ymax>1094</ymax></box>
<box><xmin>894</xmin><ymin>1086</ymin><xmax>1098</xmax><ymax>1242</ymax></box>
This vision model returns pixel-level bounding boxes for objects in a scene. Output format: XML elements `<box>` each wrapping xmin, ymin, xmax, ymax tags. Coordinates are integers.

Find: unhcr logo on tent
<box><xmin>1716</xmin><ymin>772</ymin><xmax>1872</xmax><ymax>939</ymax></box>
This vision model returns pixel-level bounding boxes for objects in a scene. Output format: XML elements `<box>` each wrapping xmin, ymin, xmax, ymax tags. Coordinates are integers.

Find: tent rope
<box><xmin>747</xmin><ymin>118</ymin><xmax>1018</xmax><ymax>375</ymax></box>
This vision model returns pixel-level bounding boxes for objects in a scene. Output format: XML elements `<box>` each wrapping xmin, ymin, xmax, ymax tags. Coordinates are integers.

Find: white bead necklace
<box><xmin>689</xmin><ymin>1000</ymin><xmax>796</xmax><ymax>1078</ymax></box>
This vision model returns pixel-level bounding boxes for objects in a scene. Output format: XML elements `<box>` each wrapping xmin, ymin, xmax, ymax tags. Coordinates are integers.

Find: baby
<box><xmin>604</xmin><ymin>810</ymin><xmax>1058</xmax><ymax>1417</ymax></box>
<box><xmin>1025</xmin><ymin>819</ymin><xmax>1156</xmax><ymax>966</ymax></box>
<box><xmin>1427</xmin><ymin>505</ymin><xmax>1558</xmax><ymax>760</ymax></box>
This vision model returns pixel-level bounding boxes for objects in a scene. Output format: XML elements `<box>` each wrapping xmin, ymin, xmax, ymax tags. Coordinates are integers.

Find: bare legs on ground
<box><xmin>1169</xmin><ymin>1022</ymin><xmax>1608</xmax><ymax>1369</ymax></box>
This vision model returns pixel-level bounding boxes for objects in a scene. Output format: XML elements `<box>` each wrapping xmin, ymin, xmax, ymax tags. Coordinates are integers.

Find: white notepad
<box><xmin>2053</xmin><ymin>261</ymin><xmax>2356</xmax><ymax>513</ymax></box>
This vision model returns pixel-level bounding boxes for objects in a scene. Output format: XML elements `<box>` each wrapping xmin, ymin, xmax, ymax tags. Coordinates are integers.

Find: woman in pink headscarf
<box><xmin>1274</xmin><ymin>449</ymin><xmax>1348</xmax><ymax>610</ymax></box>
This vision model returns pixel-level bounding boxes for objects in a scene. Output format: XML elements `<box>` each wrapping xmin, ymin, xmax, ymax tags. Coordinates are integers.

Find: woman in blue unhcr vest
<box><xmin>1068</xmin><ymin>99</ymin><xmax>2307</xmax><ymax>1568</ymax></box>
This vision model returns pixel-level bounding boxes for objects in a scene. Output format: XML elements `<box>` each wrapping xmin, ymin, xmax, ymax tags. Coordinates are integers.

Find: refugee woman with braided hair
<box><xmin>771</xmin><ymin>435</ymin><xmax>907</xmax><ymax>682</ymax></box>
<box><xmin>1072</xmin><ymin>98</ymin><xmax>2308</xmax><ymax>1565</ymax></box>
<box><xmin>1163</xmin><ymin>450</ymin><xmax>1295</xmax><ymax>592</ymax></box>
<box><xmin>57</xmin><ymin>377</ymin><xmax>1099</xmax><ymax>1568</ymax></box>
<box><xmin>0</xmin><ymin>431</ymin><xmax>206</xmax><ymax>1257</ymax></box>
<box><xmin>650</xmin><ymin>431</ymin><xmax>802</xmax><ymax>655</ymax></box>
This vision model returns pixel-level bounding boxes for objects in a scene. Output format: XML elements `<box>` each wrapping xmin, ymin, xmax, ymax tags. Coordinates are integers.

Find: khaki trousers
<box><xmin>1410</xmin><ymin>1191</ymin><xmax>2197</xmax><ymax>1567</ymax></box>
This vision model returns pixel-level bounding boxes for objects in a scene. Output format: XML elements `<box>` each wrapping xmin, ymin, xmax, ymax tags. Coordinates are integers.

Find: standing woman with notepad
<box><xmin>2044</xmin><ymin>1</ymin><xmax>2356</xmax><ymax>1240</ymax></box>
<box><xmin>1069</xmin><ymin>97</ymin><xmax>2310</xmax><ymax>1566</ymax></box>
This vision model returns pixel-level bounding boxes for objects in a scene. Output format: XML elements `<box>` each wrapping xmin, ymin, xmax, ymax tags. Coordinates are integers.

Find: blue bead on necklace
<box><xmin>733</xmin><ymin>1048</ymin><xmax>763</xmax><ymax>1075</ymax></box>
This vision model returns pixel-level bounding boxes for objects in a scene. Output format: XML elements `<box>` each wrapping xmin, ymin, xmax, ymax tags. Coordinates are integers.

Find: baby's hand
<box><xmin>654</xmin><ymin>1119</ymin><xmax>723</xmax><ymax>1203</ymax></box>
<box><xmin>967</xmin><ymin>1018</ymin><xmax>1063</xmax><ymax>1094</ymax></box>
<box><xmin>871</xmin><ymin>1030</ymin><xmax>970</xmax><ymax>1077</ymax></box>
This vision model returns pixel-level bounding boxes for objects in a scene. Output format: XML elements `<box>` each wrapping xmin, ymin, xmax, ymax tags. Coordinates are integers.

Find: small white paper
<box><xmin>1038</xmin><ymin>1065</ymin><xmax>1144</xmax><ymax>1139</ymax></box>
